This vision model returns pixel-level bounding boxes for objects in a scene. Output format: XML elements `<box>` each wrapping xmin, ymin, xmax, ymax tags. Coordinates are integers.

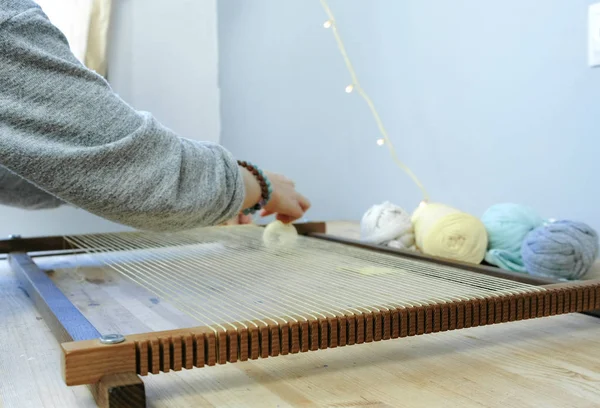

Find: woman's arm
<box><xmin>240</xmin><ymin>167</ymin><xmax>263</xmax><ymax>211</ymax></box>
<box><xmin>0</xmin><ymin>4</ymin><xmax>247</xmax><ymax>231</ymax></box>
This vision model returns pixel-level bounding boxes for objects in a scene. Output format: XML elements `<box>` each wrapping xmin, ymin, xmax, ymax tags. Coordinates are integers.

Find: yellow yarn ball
<box><xmin>411</xmin><ymin>202</ymin><xmax>488</xmax><ymax>264</ymax></box>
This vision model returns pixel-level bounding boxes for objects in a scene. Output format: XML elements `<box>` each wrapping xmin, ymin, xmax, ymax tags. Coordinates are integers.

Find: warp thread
<box><xmin>521</xmin><ymin>220</ymin><xmax>599</xmax><ymax>280</ymax></box>
<box><xmin>411</xmin><ymin>202</ymin><xmax>488</xmax><ymax>264</ymax></box>
<box><xmin>360</xmin><ymin>201</ymin><xmax>416</xmax><ymax>250</ymax></box>
<box><xmin>481</xmin><ymin>203</ymin><xmax>544</xmax><ymax>272</ymax></box>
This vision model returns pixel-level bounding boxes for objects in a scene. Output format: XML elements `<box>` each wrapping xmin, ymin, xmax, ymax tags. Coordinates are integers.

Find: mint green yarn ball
<box><xmin>481</xmin><ymin>203</ymin><xmax>544</xmax><ymax>272</ymax></box>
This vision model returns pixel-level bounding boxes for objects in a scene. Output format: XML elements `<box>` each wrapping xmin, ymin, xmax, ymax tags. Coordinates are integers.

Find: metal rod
<box><xmin>8</xmin><ymin>252</ymin><xmax>101</xmax><ymax>342</ymax></box>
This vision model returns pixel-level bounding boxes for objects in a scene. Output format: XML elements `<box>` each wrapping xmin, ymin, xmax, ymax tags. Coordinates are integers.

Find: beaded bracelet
<box><xmin>238</xmin><ymin>160</ymin><xmax>273</xmax><ymax>215</ymax></box>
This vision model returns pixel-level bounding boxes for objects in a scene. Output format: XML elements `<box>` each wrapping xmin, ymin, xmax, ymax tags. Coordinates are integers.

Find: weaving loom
<box><xmin>2</xmin><ymin>222</ymin><xmax>599</xmax><ymax>408</ymax></box>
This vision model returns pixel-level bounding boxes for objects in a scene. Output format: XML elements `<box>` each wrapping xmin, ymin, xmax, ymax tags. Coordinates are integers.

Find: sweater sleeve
<box><xmin>0</xmin><ymin>4</ymin><xmax>245</xmax><ymax>231</ymax></box>
<box><xmin>0</xmin><ymin>165</ymin><xmax>64</xmax><ymax>210</ymax></box>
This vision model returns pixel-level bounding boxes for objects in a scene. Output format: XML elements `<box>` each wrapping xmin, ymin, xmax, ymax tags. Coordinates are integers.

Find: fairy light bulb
<box><xmin>345</xmin><ymin>84</ymin><xmax>354</xmax><ymax>93</ymax></box>
<box><xmin>323</xmin><ymin>20</ymin><xmax>333</xmax><ymax>28</ymax></box>
<box><xmin>376</xmin><ymin>138</ymin><xmax>385</xmax><ymax>146</ymax></box>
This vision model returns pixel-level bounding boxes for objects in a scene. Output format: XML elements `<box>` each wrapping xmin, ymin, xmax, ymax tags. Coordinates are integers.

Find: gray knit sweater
<box><xmin>0</xmin><ymin>0</ymin><xmax>245</xmax><ymax>231</ymax></box>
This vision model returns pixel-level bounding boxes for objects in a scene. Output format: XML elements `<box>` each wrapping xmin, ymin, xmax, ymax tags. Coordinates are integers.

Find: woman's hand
<box><xmin>240</xmin><ymin>167</ymin><xmax>310</xmax><ymax>224</ymax></box>
<box><xmin>260</xmin><ymin>171</ymin><xmax>310</xmax><ymax>224</ymax></box>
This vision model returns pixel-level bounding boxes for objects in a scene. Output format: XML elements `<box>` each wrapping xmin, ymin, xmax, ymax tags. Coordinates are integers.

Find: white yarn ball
<box><xmin>360</xmin><ymin>201</ymin><xmax>416</xmax><ymax>250</ymax></box>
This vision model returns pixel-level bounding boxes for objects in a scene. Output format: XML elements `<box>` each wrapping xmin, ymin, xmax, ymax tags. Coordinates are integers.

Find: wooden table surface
<box><xmin>1</xmin><ymin>221</ymin><xmax>600</xmax><ymax>408</ymax></box>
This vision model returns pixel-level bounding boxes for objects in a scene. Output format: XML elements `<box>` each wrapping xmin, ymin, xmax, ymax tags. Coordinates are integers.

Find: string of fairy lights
<box><xmin>319</xmin><ymin>0</ymin><xmax>430</xmax><ymax>202</ymax></box>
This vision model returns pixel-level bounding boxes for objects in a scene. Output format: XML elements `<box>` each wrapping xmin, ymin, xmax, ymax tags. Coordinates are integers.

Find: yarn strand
<box><xmin>319</xmin><ymin>0</ymin><xmax>430</xmax><ymax>202</ymax></box>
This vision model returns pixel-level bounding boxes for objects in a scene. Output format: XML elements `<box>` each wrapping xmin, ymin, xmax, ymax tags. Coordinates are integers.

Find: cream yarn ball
<box><xmin>411</xmin><ymin>202</ymin><xmax>488</xmax><ymax>264</ymax></box>
<box><xmin>262</xmin><ymin>220</ymin><xmax>298</xmax><ymax>248</ymax></box>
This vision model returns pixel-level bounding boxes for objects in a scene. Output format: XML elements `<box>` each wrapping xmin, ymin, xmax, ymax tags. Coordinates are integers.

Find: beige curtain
<box><xmin>84</xmin><ymin>0</ymin><xmax>113</xmax><ymax>77</ymax></box>
<box><xmin>34</xmin><ymin>0</ymin><xmax>113</xmax><ymax>77</ymax></box>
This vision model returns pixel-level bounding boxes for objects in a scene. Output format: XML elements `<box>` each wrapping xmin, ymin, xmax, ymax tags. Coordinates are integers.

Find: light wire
<box><xmin>319</xmin><ymin>0</ymin><xmax>430</xmax><ymax>202</ymax></box>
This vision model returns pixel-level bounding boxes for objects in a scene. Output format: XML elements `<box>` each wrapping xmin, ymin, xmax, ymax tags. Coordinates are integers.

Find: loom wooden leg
<box><xmin>89</xmin><ymin>373</ymin><xmax>146</xmax><ymax>408</ymax></box>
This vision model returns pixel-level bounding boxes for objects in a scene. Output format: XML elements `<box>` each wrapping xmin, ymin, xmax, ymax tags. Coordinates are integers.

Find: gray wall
<box><xmin>218</xmin><ymin>0</ymin><xmax>600</xmax><ymax>231</ymax></box>
<box><xmin>107</xmin><ymin>0</ymin><xmax>220</xmax><ymax>143</ymax></box>
<box><xmin>0</xmin><ymin>0</ymin><xmax>220</xmax><ymax>237</ymax></box>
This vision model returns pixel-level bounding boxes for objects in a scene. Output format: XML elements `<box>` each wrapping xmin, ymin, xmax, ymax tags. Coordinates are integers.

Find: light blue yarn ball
<box><xmin>481</xmin><ymin>203</ymin><xmax>544</xmax><ymax>272</ymax></box>
<box><xmin>521</xmin><ymin>220</ymin><xmax>599</xmax><ymax>280</ymax></box>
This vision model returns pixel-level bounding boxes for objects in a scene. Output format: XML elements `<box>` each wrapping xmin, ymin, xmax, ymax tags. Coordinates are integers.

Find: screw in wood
<box><xmin>99</xmin><ymin>334</ymin><xmax>126</xmax><ymax>345</ymax></box>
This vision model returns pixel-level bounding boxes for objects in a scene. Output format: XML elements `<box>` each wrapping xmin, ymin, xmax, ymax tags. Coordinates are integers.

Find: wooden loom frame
<box><xmin>2</xmin><ymin>222</ymin><xmax>600</xmax><ymax>408</ymax></box>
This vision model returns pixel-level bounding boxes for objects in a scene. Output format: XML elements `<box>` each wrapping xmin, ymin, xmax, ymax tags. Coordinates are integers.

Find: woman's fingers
<box><xmin>276</xmin><ymin>214</ymin><xmax>296</xmax><ymax>224</ymax></box>
<box><xmin>290</xmin><ymin>202</ymin><xmax>305</xmax><ymax>219</ymax></box>
<box><xmin>298</xmin><ymin>194</ymin><xmax>311</xmax><ymax>212</ymax></box>
<box><xmin>261</xmin><ymin>194</ymin><xmax>309</xmax><ymax>221</ymax></box>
